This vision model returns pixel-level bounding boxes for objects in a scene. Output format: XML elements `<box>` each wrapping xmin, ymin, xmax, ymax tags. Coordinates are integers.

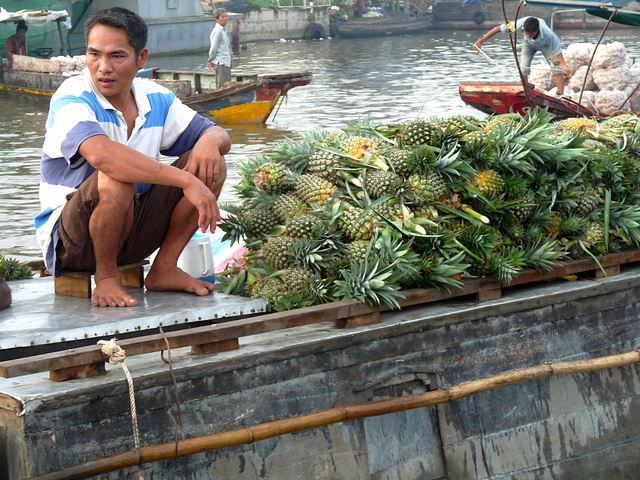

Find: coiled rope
<box><xmin>98</xmin><ymin>338</ymin><xmax>144</xmax><ymax>480</ymax></box>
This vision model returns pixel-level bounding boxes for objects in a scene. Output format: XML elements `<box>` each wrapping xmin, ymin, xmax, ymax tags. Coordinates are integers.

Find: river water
<box><xmin>1</xmin><ymin>28</ymin><xmax>639</xmax><ymax>262</ymax></box>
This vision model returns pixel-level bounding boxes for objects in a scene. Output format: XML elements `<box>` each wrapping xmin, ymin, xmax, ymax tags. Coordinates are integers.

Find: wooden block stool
<box><xmin>54</xmin><ymin>261</ymin><xmax>148</xmax><ymax>298</ymax></box>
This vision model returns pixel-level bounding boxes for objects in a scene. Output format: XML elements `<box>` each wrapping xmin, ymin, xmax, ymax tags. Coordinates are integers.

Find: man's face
<box><xmin>217</xmin><ymin>13</ymin><xmax>228</xmax><ymax>27</ymax></box>
<box><xmin>86</xmin><ymin>24</ymin><xmax>148</xmax><ymax>101</ymax></box>
<box><xmin>525</xmin><ymin>29</ymin><xmax>539</xmax><ymax>39</ymax></box>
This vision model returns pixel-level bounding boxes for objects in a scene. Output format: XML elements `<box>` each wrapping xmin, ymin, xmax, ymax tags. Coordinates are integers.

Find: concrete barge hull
<box><xmin>2</xmin><ymin>268</ymin><xmax>640</xmax><ymax>478</ymax></box>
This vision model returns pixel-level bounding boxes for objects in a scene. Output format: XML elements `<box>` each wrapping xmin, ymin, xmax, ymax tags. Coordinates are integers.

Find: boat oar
<box><xmin>28</xmin><ymin>348</ymin><xmax>640</xmax><ymax>480</ymax></box>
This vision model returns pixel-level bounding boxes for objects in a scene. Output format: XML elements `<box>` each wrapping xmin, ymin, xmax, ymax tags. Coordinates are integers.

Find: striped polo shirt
<box><xmin>35</xmin><ymin>69</ymin><xmax>214</xmax><ymax>276</ymax></box>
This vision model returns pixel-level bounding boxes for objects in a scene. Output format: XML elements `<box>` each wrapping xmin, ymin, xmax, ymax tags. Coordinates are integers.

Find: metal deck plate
<box><xmin>0</xmin><ymin>276</ymin><xmax>268</xmax><ymax>351</ymax></box>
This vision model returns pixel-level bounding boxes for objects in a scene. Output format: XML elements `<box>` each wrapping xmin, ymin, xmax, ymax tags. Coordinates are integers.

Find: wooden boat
<box><xmin>330</xmin><ymin>14</ymin><xmax>431</xmax><ymax>38</ymax></box>
<box><xmin>149</xmin><ymin>70</ymin><xmax>313</xmax><ymax>124</ymax></box>
<box><xmin>0</xmin><ymin>68</ymin><xmax>312</xmax><ymax>123</ymax></box>
<box><xmin>459</xmin><ymin>81</ymin><xmax>609</xmax><ymax>119</ymax></box>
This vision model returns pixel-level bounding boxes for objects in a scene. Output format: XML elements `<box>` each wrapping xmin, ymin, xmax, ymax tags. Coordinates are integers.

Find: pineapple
<box><xmin>345</xmin><ymin>240</ymin><xmax>370</xmax><ymax>263</ymax></box>
<box><xmin>364</xmin><ymin>170</ymin><xmax>403</xmax><ymax>198</ymax></box>
<box><xmin>281</xmin><ymin>266</ymin><xmax>319</xmax><ymax>291</ymax></box>
<box><xmin>473</xmin><ymin>169</ymin><xmax>505</xmax><ymax>197</ymax></box>
<box><xmin>273</xmin><ymin>194</ymin><xmax>306</xmax><ymax>224</ymax></box>
<box><xmin>555</xmin><ymin>117</ymin><xmax>599</xmax><ymax>134</ymax></box>
<box><xmin>574</xmin><ymin>186</ymin><xmax>601</xmax><ymax>217</ymax></box>
<box><xmin>545</xmin><ymin>215</ymin><xmax>564</xmax><ymax>237</ymax></box>
<box><xmin>583</xmin><ymin>220</ymin><xmax>606</xmax><ymax>245</ymax></box>
<box><xmin>253</xmin><ymin>162</ymin><xmax>294</xmax><ymax>194</ymax></box>
<box><xmin>438</xmin><ymin>115</ymin><xmax>474</xmax><ymax>137</ymax></box>
<box><xmin>263</xmin><ymin>236</ymin><xmax>296</xmax><ymax>269</ymax></box>
<box><xmin>286</xmin><ymin>214</ymin><xmax>322</xmax><ymax>239</ymax></box>
<box><xmin>402</xmin><ymin>119</ymin><xmax>440</xmax><ymax>146</ymax></box>
<box><xmin>384</xmin><ymin>148</ymin><xmax>412</xmax><ymax>178</ymax></box>
<box><xmin>294</xmin><ymin>174</ymin><xmax>338</xmax><ymax>206</ymax></box>
<box><xmin>340</xmin><ymin>136</ymin><xmax>380</xmax><ymax>159</ymax></box>
<box><xmin>483</xmin><ymin>116</ymin><xmax>518</xmax><ymax>134</ymax></box>
<box><xmin>244</xmin><ymin>208</ymin><xmax>279</xmax><ymax>236</ymax></box>
<box><xmin>339</xmin><ymin>205</ymin><xmax>377</xmax><ymax>240</ymax></box>
<box><xmin>308</xmin><ymin>149</ymin><xmax>343</xmax><ymax>182</ymax></box>
<box><xmin>406</xmin><ymin>172</ymin><xmax>447</xmax><ymax>204</ymax></box>
<box><xmin>250</xmin><ymin>276</ymin><xmax>285</xmax><ymax>305</ymax></box>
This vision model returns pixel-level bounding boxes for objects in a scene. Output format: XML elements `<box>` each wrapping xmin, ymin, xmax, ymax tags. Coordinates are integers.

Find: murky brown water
<box><xmin>1</xmin><ymin>29</ymin><xmax>639</xmax><ymax>262</ymax></box>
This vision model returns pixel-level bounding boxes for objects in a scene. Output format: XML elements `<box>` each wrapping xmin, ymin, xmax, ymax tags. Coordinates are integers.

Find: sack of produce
<box><xmin>595</xmin><ymin>88</ymin><xmax>628</xmax><ymax>114</ymax></box>
<box><xmin>52</xmin><ymin>56</ymin><xmax>76</xmax><ymax>74</ymax></box>
<box><xmin>631</xmin><ymin>62</ymin><xmax>640</xmax><ymax>85</ymax></box>
<box><xmin>529</xmin><ymin>65</ymin><xmax>555</xmax><ymax>91</ymax></box>
<box><xmin>569</xmin><ymin>90</ymin><xmax>597</xmax><ymax>109</ymax></box>
<box><xmin>567</xmin><ymin>65</ymin><xmax>597</xmax><ymax>92</ymax></box>
<box><xmin>593</xmin><ymin>65</ymin><xmax>632</xmax><ymax>91</ymax></box>
<box><xmin>563</xmin><ymin>43</ymin><xmax>592</xmax><ymax>72</ymax></box>
<box><xmin>593</xmin><ymin>41</ymin><xmax>627</xmax><ymax>69</ymax></box>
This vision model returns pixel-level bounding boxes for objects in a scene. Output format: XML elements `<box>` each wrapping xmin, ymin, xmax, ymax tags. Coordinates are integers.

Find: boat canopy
<box><xmin>524</xmin><ymin>0</ymin><xmax>637</xmax><ymax>8</ymax></box>
<box><xmin>0</xmin><ymin>8</ymin><xmax>71</xmax><ymax>28</ymax></box>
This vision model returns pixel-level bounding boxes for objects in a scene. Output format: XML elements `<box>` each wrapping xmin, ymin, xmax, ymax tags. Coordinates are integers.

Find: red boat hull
<box><xmin>459</xmin><ymin>82</ymin><xmax>605</xmax><ymax>118</ymax></box>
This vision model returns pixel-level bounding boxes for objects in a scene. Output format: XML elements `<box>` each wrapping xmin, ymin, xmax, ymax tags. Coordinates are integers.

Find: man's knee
<box><xmin>97</xmin><ymin>173</ymin><xmax>136</xmax><ymax>209</ymax></box>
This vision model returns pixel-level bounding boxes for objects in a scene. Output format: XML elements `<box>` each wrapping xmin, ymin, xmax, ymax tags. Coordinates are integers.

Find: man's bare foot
<box><xmin>92</xmin><ymin>275</ymin><xmax>138</xmax><ymax>307</ymax></box>
<box><xmin>145</xmin><ymin>265</ymin><xmax>214</xmax><ymax>296</ymax></box>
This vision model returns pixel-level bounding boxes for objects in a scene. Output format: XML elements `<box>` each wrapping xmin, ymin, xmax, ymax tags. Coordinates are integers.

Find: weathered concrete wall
<box><xmin>2</xmin><ymin>268</ymin><xmax>640</xmax><ymax>479</ymax></box>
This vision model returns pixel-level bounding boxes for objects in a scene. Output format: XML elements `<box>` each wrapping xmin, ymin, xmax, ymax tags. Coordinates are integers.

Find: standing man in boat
<box><xmin>206</xmin><ymin>8</ymin><xmax>232</xmax><ymax>89</ymax></box>
<box><xmin>473</xmin><ymin>16</ymin><xmax>572</xmax><ymax>96</ymax></box>
<box><xmin>5</xmin><ymin>21</ymin><xmax>28</xmax><ymax>69</ymax></box>
<box><xmin>36</xmin><ymin>7</ymin><xmax>231</xmax><ymax>307</ymax></box>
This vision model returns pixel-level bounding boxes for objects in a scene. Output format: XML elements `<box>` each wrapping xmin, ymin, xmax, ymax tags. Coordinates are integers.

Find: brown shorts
<box><xmin>56</xmin><ymin>154</ymin><xmax>189</xmax><ymax>272</ymax></box>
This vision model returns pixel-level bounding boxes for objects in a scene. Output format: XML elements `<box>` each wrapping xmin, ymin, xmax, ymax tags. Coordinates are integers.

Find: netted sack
<box><xmin>564</xmin><ymin>43</ymin><xmax>592</xmax><ymax>72</ymax></box>
<box><xmin>52</xmin><ymin>56</ymin><xmax>76</xmax><ymax>74</ymax></box>
<box><xmin>631</xmin><ymin>62</ymin><xmax>640</xmax><ymax>85</ymax></box>
<box><xmin>593</xmin><ymin>66</ymin><xmax>631</xmax><ymax>91</ymax></box>
<box><xmin>595</xmin><ymin>88</ymin><xmax>628</xmax><ymax>115</ymax></box>
<box><xmin>593</xmin><ymin>42</ymin><xmax>628</xmax><ymax>70</ymax></box>
<box><xmin>571</xmin><ymin>90</ymin><xmax>597</xmax><ymax>110</ymax></box>
<box><xmin>529</xmin><ymin>65</ymin><xmax>555</xmax><ymax>91</ymax></box>
<box><xmin>73</xmin><ymin>55</ymin><xmax>87</xmax><ymax>71</ymax></box>
<box><xmin>567</xmin><ymin>65</ymin><xmax>597</xmax><ymax>92</ymax></box>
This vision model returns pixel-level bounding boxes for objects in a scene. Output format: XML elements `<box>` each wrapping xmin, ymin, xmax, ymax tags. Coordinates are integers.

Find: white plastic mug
<box><xmin>177</xmin><ymin>232</ymin><xmax>215</xmax><ymax>279</ymax></box>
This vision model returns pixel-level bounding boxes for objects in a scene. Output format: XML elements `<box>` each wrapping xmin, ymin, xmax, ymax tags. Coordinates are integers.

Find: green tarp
<box><xmin>586</xmin><ymin>7</ymin><xmax>640</xmax><ymax>25</ymax></box>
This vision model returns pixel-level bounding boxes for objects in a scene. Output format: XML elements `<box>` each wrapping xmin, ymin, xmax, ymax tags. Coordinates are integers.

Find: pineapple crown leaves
<box><xmin>406</xmin><ymin>145</ymin><xmax>438</xmax><ymax>175</ymax></box>
<box><xmin>372</xmin><ymin>228</ymin><xmax>421</xmax><ymax>278</ymax></box>
<box><xmin>489</xmin><ymin>246</ymin><xmax>526</xmax><ymax>284</ymax></box>
<box><xmin>521</xmin><ymin>238</ymin><xmax>567</xmax><ymax>272</ymax></box>
<box><xmin>334</xmin><ymin>258</ymin><xmax>406</xmax><ymax>309</ymax></box>
<box><xmin>269</xmin><ymin>136</ymin><xmax>318</xmax><ymax>174</ymax></box>
<box><xmin>0</xmin><ymin>256</ymin><xmax>33</xmax><ymax>281</ymax></box>
<box><xmin>433</xmin><ymin>145</ymin><xmax>476</xmax><ymax>185</ymax></box>
<box><xmin>219</xmin><ymin>214</ymin><xmax>250</xmax><ymax>246</ymax></box>
<box><xmin>594</xmin><ymin>205</ymin><xmax>640</xmax><ymax>246</ymax></box>
<box><xmin>342</xmin><ymin>117</ymin><xmax>398</xmax><ymax>147</ymax></box>
<box><xmin>457</xmin><ymin>224</ymin><xmax>502</xmax><ymax>256</ymax></box>
<box><xmin>436</xmin><ymin>201</ymin><xmax>490</xmax><ymax>226</ymax></box>
<box><xmin>408</xmin><ymin>251</ymin><xmax>469</xmax><ymax>292</ymax></box>
<box><xmin>314</xmin><ymin>144</ymin><xmax>389</xmax><ymax>172</ymax></box>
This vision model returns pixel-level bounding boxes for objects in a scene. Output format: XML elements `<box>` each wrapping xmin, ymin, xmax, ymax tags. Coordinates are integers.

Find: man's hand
<box><xmin>182</xmin><ymin>176</ymin><xmax>219</xmax><ymax>233</ymax></box>
<box><xmin>206</xmin><ymin>62</ymin><xmax>213</xmax><ymax>69</ymax></box>
<box><xmin>473</xmin><ymin>41</ymin><xmax>483</xmax><ymax>53</ymax></box>
<box><xmin>184</xmin><ymin>126</ymin><xmax>230</xmax><ymax>189</ymax></box>
<box><xmin>562</xmin><ymin>65</ymin><xmax>572</xmax><ymax>78</ymax></box>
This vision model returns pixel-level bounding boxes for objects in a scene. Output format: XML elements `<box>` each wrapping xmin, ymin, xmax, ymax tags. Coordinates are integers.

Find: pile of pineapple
<box><xmin>217</xmin><ymin>108</ymin><xmax>640</xmax><ymax>311</ymax></box>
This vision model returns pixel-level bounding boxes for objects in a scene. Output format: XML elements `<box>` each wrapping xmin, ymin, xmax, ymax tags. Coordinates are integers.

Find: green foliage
<box><xmin>0</xmin><ymin>253</ymin><xmax>33</xmax><ymax>281</ymax></box>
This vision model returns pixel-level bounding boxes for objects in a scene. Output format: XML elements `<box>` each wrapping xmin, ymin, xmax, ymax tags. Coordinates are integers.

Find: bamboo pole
<box><xmin>29</xmin><ymin>349</ymin><xmax>640</xmax><ymax>480</ymax></box>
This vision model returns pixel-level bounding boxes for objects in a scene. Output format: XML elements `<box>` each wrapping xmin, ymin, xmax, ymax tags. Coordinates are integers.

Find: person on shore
<box><xmin>35</xmin><ymin>7</ymin><xmax>230</xmax><ymax>308</ymax></box>
<box><xmin>6</xmin><ymin>21</ymin><xmax>28</xmax><ymax>69</ymax></box>
<box><xmin>474</xmin><ymin>16</ymin><xmax>572</xmax><ymax>96</ymax></box>
<box><xmin>206</xmin><ymin>8</ymin><xmax>232</xmax><ymax>89</ymax></box>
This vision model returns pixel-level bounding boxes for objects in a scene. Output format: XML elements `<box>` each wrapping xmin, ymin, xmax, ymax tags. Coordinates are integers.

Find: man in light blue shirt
<box><xmin>474</xmin><ymin>17</ymin><xmax>572</xmax><ymax>96</ymax></box>
<box><xmin>206</xmin><ymin>9</ymin><xmax>232</xmax><ymax>89</ymax></box>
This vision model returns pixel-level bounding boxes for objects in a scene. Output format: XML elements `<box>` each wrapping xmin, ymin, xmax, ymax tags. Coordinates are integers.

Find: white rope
<box><xmin>472</xmin><ymin>44</ymin><xmax>558</xmax><ymax>79</ymax></box>
<box><xmin>98</xmin><ymin>338</ymin><xmax>144</xmax><ymax>480</ymax></box>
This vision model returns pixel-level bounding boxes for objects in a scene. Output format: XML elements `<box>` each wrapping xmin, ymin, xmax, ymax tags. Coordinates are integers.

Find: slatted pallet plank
<box><xmin>3</xmin><ymin>250</ymin><xmax>640</xmax><ymax>380</ymax></box>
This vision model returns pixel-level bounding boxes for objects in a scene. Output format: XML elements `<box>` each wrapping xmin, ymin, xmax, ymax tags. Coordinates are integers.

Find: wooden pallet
<box><xmin>2</xmin><ymin>250</ymin><xmax>640</xmax><ymax>382</ymax></box>
<box><xmin>54</xmin><ymin>261</ymin><xmax>148</xmax><ymax>298</ymax></box>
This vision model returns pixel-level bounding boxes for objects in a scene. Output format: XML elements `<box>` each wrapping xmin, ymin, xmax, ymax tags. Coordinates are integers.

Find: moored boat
<box><xmin>458</xmin><ymin>81</ymin><xmax>610</xmax><ymax>118</ymax></box>
<box><xmin>330</xmin><ymin>14</ymin><xmax>431</xmax><ymax>38</ymax></box>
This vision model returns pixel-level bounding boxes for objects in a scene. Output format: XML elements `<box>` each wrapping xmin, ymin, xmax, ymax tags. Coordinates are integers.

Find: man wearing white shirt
<box><xmin>474</xmin><ymin>16</ymin><xmax>572</xmax><ymax>96</ymax></box>
<box><xmin>206</xmin><ymin>9</ymin><xmax>232</xmax><ymax>89</ymax></box>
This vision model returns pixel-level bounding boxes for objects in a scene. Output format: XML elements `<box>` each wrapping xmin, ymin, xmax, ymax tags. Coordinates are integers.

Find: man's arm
<box><xmin>183</xmin><ymin>125</ymin><xmax>231</xmax><ymax>189</ymax></box>
<box><xmin>78</xmin><ymin>135</ymin><xmax>221</xmax><ymax>232</ymax></box>
<box><xmin>207</xmin><ymin>29</ymin><xmax>221</xmax><ymax>67</ymax></box>
<box><xmin>5</xmin><ymin>39</ymin><xmax>13</xmax><ymax>69</ymax></box>
<box><xmin>556</xmin><ymin>53</ymin><xmax>572</xmax><ymax>77</ymax></box>
<box><xmin>474</xmin><ymin>25</ymin><xmax>502</xmax><ymax>52</ymax></box>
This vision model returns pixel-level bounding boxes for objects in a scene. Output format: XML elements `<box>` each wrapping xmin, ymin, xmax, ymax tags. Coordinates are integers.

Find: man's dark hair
<box><xmin>215</xmin><ymin>8</ymin><xmax>227</xmax><ymax>19</ymax></box>
<box><xmin>84</xmin><ymin>7</ymin><xmax>148</xmax><ymax>59</ymax></box>
<box><xmin>16</xmin><ymin>21</ymin><xmax>28</xmax><ymax>32</ymax></box>
<box><xmin>523</xmin><ymin>17</ymin><xmax>540</xmax><ymax>33</ymax></box>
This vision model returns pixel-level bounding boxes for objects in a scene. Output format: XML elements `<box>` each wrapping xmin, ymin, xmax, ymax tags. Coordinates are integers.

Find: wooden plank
<box><xmin>54</xmin><ymin>261</ymin><xmax>148</xmax><ymax>298</ymax></box>
<box><xmin>596</xmin><ymin>264</ymin><xmax>620</xmax><ymax>278</ymax></box>
<box><xmin>335</xmin><ymin>311</ymin><xmax>381</xmax><ymax>329</ymax></box>
<box><xmin>4</xmin><ymin>249</ymin><xmax>640</xmax><ymax>380</ymax></box>
<box><xmin>49</xmin><ymin>362</ymin><xmax>105</xmax><ymax>382</ymax></box>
